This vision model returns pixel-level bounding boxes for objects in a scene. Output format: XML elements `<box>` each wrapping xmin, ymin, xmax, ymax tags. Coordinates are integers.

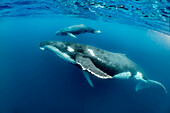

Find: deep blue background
<box><xmin>0</xmin><ymin>16</ymin><xmax>170</xmax><ymax>113</ymax></box>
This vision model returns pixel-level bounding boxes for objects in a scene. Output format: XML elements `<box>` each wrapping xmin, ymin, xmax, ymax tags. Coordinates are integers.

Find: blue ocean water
<box><xmin>0</xmin><ymin>0</ymin><xmax>170</xmax><ymax>113</ymax></box>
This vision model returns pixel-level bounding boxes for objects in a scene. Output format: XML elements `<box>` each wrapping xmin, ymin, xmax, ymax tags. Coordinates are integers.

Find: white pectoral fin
<box><xmin>82</xmin><ymin>71</ymin><xmax>94</xmax><ymax>87</ymax></box>
<box><xmin>67</xmin><ymin>33</ymin><xmax>77</xmax><ymax>38</ymax></box>
<box><xmin>75</xmin><ymin>54</ymin><xmax>112</xmax><ymax>79</ymax></box>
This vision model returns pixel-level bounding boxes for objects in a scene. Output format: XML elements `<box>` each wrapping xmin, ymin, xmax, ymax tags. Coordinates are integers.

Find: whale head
<box><xmin>56</xmin><ymin>30</ymin><xmax>62</xmax><ymax>35</ymax></box>
<box><xmin>56</xmin><ymin>29</ymin><xmax>68</xmax><ymax>36</ymax></box>
<box><xmin>40</xmin><ymin>41</ymin><xmax>79</xmax><ymax>64</ymax></box>
<box><xmin>40</xmin><ymin>41</ymin><xmax>67</xmax><ymax>51</ymax></box>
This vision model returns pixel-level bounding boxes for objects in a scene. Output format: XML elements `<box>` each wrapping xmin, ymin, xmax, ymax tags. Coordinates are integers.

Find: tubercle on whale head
<box><xmin>40</xmin><ymin>41</ymin><xmax>51</xmax><ymax>47</ymax></box>
<box><xmin>40</xmin><ymin>41</ymin><xmax>66</xmax><ymax>49</ymax></box>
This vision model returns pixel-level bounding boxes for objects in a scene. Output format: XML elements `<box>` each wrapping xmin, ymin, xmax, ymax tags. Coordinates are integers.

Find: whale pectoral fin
<box><xmin>76</xmin><ymin>55</ymin><xmax>112</xmax><ymax>79</ymax></box>
<box><xmin>82</xmin><ymin>70</ymin><xmax>94</xmax><ymax>87</ymax></box>
<box><xmin>67</xmin><ymin>33</ymin><xmax>77</xmax><ymax>38</ymax></box>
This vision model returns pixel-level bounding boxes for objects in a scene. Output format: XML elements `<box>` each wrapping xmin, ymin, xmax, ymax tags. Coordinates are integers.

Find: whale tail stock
<box><xmin>136</xmin><ymin>79</ymin><xmax>167</xmax><ymax>93</ymax></box>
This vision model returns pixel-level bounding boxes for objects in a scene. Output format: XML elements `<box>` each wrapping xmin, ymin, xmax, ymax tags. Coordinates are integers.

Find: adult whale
<box><xmin>55</xmin><ymin>24</ymin><xmax>101</xmax><ymax>38</ymax></box>
<box><xmin>40</xmin><ymin>41</ymin><xmax>167</xmax><ymax>93</ymax></box>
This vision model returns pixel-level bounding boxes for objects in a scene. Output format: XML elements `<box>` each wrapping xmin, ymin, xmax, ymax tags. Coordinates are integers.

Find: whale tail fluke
<box><xmin>136</xmin><ymin>79</ymin><xmax>167</xmax><ymax>93</ymax></box>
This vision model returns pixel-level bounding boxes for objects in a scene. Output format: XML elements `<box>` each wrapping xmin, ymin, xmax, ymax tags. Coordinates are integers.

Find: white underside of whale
<box><xmin>113</xmin><ymin>72</ymin><xmax>131</xmax><ymax>79</ymax></box>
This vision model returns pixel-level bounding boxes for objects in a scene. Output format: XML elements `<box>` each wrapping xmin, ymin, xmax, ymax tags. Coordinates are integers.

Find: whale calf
<box><xmin>40</xmin><ymin>41</ymin><xmax>167</xmax><ymax>93</ymax></box>
<box><xmin>55</xmin><ymin>24</ymin><xmax>101</xmax><ymax>38</ymax></box>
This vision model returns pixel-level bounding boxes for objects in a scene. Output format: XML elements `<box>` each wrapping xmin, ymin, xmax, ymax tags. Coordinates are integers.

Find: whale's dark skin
<box><xmin>40</xmin><ymin>41</ymin><xmax>167</xmax><ymax>93</ymax></box>
<box><xmin>40</xmin><ymin>41</ymin><xmax>146</xmax><ymax>79</ymax></box>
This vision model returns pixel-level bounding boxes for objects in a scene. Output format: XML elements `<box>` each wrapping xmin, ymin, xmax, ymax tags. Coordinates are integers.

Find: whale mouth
<box><xmin>40</xmin><ymin>41</ymin><xmax>52</xmax><ymax>50</ymax></box>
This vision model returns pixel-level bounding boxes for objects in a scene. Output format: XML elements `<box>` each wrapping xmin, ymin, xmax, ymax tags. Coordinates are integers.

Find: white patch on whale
<box><xmin>44</xmin><ymin>45</ymin><xmax>76</xmax><ymax>64</ymax></box>
<box><xmin>87</xmin><ymin>49</ymin><xmax>95</xmax><ymax>56</ymax></box>
<box><xmin>113</xmin><ymin>72</ymin><xmax>131</xmax><ymax>79</ymax></box>
<box><xmin>134</xmin><ymin>72</ymin><xmax>146</xmax><ymax>82</ymax></box>
<box><xmin>67</xmin><ymin>46</ymin><xmax>74</xmax><ymax>52</ymax></box>
<box><xmin>40</xmin><ymin>47</ymin><xmax>45</xmax><ymax>50</ymax></box>
<box><xmin>94</xmin><ymin>30</ymin><xmax>101</xmax><ymax>33</ymax></box>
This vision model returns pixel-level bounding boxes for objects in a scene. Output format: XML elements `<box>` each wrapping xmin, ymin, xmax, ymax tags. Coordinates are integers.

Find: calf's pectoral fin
<box><xmin>67</xmin><ymin>32</ymin><xmax>77</xmax><ymax>38</ymax></box>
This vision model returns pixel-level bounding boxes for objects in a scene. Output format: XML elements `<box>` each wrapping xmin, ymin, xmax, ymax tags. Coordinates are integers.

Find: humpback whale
<box><xmin>55</xmin><ymin>24</ymin><xmax>101</xmax><ymax>38</ymax></box>
<box><xmin>40</xmin><ymin>41</ymin><xmax>167</xmax><ymax>93</ymax></box>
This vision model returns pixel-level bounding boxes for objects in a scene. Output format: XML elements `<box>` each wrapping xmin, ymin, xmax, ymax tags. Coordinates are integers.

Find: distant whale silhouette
<box><xmin>55</xmin><ymin>24</ymin><xmax>101</xmax><ymax>38</ymax></box>
<box><xmin>40</xmin><ymin>41</ymin><xmax>167</xmax><ymax>93</ymax></box>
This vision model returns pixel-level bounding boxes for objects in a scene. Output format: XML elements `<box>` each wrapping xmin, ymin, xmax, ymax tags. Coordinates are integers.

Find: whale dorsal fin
<box><xmin>82</xmin><ymin>70</ymin><xmax>94</xmax><ymax>87</ymax></box>
<box><xmin>75</xmin><ymin>54</ymin><xmax>113</xmax><ymax>79</ymax></box>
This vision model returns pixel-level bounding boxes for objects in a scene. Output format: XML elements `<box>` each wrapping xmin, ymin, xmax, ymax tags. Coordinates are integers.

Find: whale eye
<box><xmin>67</xmin><ymin>46</ymin><xmax>74</xmax><ymax>52</ymax></box>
